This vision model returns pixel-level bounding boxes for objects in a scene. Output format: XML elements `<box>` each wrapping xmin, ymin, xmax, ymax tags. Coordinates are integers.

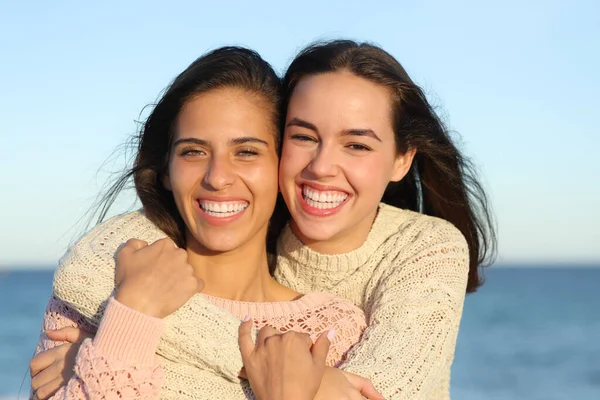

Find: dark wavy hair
<box><xmin>275</xmin><ymin>40</ymin><xmax>497</xmax><ymax>292</ymax></box>
<box><xmin>93</xmin><ymin>46</ymin><xmax>282</xmax><ymax>247</ymax></box>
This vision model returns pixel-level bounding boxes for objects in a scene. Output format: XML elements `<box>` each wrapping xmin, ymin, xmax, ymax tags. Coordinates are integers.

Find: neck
<box><xmin>185</xmin><ymin>231</ymin><xmax>295</xmax><ymax>302</ymax></box>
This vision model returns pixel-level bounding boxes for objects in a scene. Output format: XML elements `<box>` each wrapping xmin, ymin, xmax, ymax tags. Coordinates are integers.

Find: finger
<box><xmin>33</xmin><ymin>376</ymin><xmax>64</xmax><ymax>400</ymax></box>
<box><xmin>350</xmin><ymin>391</ymin><xmax>367</xmax><ymax>400</ymax></box>
<box><xmin>31</xmin><ymin>361</ymin><xmax>61</xmax><ymax>392</ymax></box>
<box><xmin>127</xmin><ymin>238</ymin><xmax>149</xmax><ymax>250</ymax></box>
<box><xmin>256</xmin><ymin>325</ymin><xmax>281</xmax><ymax>347</ymax></box>
<box><xmin>151</xmin><ymin>237</ymin><xmax>176</xmax><ymax>250</ymax></box>
<box><xmin>30</xmin><ymin>347</ymin><xmax>65</xmax><ymax>377</ymax></box>
<box><xmin>238</xmin><ymin>318</ymin><xmax>255</xmax><ymax>361</ymax></box>
<box><xmin>196</xmin><ymin>277</ymin><xmax>205</xmax><ymax>293</ymax></box>
<box><xmin>342</xmin><ymin>371</ymin><xmax>384</xmax><ymax>400</ymax></box>
<box><xmin>115</xmin><ymin>238</ymin><xmax>149</xmax><ymax>284</ymax></box>
<box><xmin>238</xmin><ymin>366</ymin><xmax>248</xmax><ymax>380</ymax></box>
<box><xmin>46</xmin><ymin>327</ymin><xmax>92</xmax><ymax>344</ymax></box>
<box><xmin>311</xmin><ymin>330</ymin><xmax>334</xmax><ymax>367</ymax></box>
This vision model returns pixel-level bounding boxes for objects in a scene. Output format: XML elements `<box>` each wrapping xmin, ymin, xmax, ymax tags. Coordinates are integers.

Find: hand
<box><xmin>314</xmin><ymin>367</ymin><xmax>384</xmax><ymax>400</ymax></box>
<box><xmin>238</xmin><ymin>321</ymin><xmax>332</xmax><ymax>400</ymax></box>
<box><xmin>114</xmin><ymin>238</ymin><xmax>204</xmax><ymax>318</ymax></box>
<box><xmin>30</xmin><ymin>327</ymin><xmax>93</xmax><ymax>399</ymax></box>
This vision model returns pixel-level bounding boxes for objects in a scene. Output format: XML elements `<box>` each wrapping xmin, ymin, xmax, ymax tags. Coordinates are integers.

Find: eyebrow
<box><xmin>342</xmin><ymin>129</ymin><xmax>382</xmax><ymax>142</ymax></box>
<box><xmin>286</xmin><ymin>118</ymin><xmax>317</xmax><ymax>132</ymax></box>
<box><xmin>173</xmin><ymin>136</ymin><xmax>269</xmax><ymax>147</ymax></box>
<box><xmin>286</xmin><ymin>117</ymin><xmax>381</xmax><ymax>142</ymax></box>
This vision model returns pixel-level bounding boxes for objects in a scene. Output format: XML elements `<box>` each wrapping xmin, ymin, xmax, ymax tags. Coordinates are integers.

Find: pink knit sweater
<box><xmin>34</xmin><ymin>292</ymin><xmax>366</xmax><ymax>399</ymax></box>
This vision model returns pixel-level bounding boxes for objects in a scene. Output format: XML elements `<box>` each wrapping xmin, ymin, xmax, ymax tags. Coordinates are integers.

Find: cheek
<box><xmin>168</xmin><ymin>161</ymin><xmax>201</xmax><ymax>194</ymax></box>
<box><xmin>241</xmin><ymin>161</ymin><xmax>279</xmax><ymax>196</ymax></box>
<box><xmin>343</xmin><ymin>155</ymin><xmax>396</xmax><ymax>192</ymax></box>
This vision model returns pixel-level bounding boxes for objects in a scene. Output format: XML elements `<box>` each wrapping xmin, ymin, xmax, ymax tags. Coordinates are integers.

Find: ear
<box><xmin>161</xmin><ymin>173</ymin><xmax>172</xmax><ymax>191</ymax></box>
<box><xmin>390</xmin><ymin>148</ymin><xmax>416</xmax><ymax>182</ymax></box>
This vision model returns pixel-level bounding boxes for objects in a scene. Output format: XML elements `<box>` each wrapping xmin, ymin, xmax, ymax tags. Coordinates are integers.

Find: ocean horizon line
<box><xmin>1</xmin><ymin>262</ymin><xmax>599</xmax><ymax>272</ymax></box>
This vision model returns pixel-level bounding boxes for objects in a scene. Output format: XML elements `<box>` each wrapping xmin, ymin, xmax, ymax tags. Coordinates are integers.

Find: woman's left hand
<box><xmin>30</xmin><ymin>327</ymin><xmax>93</xmax><ymax>399</ymax></box>
<box><xmin>238</xmin><ymin>320</ymin><xmax>332</xmax><ymax>400</ymax></box>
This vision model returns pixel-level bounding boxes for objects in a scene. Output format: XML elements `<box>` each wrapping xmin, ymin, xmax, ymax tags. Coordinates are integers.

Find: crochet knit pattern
<box><xmin>45</xmin><ymin>203</ymin><xmax>469</xmax><ymax>399</ymax></box>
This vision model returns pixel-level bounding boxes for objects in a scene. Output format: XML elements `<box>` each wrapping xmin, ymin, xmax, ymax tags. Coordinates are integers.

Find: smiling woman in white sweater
<box><xmin>31</xmin><ymin>40</ymin><xmax>496</xmax><ymax>400</ymax></box>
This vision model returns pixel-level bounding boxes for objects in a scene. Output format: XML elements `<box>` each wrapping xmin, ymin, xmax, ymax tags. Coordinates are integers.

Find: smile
<box><xmin>302</xmin><ymin>185</ymin><xmax>348</xmax><ymax>210</ymax></box>
<box><xmin>198</xmin><ymin>200</ymin><xmax>248</xmax><ymax>218</ymax></box>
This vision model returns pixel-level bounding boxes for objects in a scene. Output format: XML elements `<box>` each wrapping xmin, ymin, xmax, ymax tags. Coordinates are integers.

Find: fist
<box><xmin>114</xmin><ymin>238</ymin><xmax>204</xmax><ymax>318</ymax></box>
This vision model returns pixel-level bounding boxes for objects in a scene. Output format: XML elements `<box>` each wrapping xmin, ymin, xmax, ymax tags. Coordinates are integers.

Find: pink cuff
<box><xmin>93</xmin><ymin>297</ymin><xmax>164</xmax><ymax>365</ymax></box>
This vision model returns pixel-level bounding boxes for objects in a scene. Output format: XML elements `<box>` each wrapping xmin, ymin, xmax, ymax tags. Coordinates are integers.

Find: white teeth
<box><xmin>199</xmin><ymin>200</ymin><xmax>248</xmax><ymax>218</ymax></box>
<box><xmin>302</xmin><ymin>185</ymin><xmax>348</xmax><ymax>209</ymax></box>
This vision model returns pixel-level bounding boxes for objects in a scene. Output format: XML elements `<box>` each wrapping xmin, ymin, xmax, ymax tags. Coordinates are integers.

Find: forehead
<box><xmin>176</xmin><ymin>88</ymin><xmax>276</xmax><ymax>140</ymax></box>
<box><xmin>287</xmin><ymin>71</ymin><xmax>393</xmax><ymax>130</ymax></box>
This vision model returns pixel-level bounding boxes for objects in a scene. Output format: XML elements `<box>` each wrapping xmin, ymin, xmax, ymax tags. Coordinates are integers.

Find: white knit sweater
<box><xmin>53</xmin><ymin>203</ymin><xmax>469</xmax><ymax>399</ymax></box>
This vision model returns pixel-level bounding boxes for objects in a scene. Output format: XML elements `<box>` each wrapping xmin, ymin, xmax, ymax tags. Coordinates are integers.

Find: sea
<box><xmin>0</xmin><ymin>267</ymin><xmax>598</xmax><ymax>400</ymax></box>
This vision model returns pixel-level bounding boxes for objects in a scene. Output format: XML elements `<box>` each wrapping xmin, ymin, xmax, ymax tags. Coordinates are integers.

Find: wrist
<box><xmin>95</xmin><ymin>298</ymin><xmax>164</xmax><ymax>364</ymax></box>
<box><xmin>115</xmin><ymin>287</ymin><xmax>161</xmax><ymax>318</ymax></box>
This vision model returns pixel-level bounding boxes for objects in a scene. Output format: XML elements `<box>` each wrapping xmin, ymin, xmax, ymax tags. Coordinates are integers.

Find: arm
<box><xmin>54</xmin><ymin>211</ymin><xmax>247</xmax><ymax>381</ymax></box>
<box><xmin>338</xmin><ymin>224</ymin><xmax>469</xmax><ymax>399</ymax></box>
<box><xmin>33</xmin><ymin>296</ymin><xmax>164</xmax><ymax>399</ymax></box>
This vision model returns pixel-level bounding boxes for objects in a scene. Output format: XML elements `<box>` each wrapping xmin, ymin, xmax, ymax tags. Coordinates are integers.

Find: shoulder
<box><xmin>371</xmin><ymin>205</ymin><xmax>470</xmax><ymax>289</ymax></box>
<box><xmin>63</xmin><ymin>210</ymin><xmax>167</xmax><ymax>260</ymax></box>
<box><xmin>377</xmin><ymin>203</ymin><xmax>468</xmax><ymax>254</ymax></box>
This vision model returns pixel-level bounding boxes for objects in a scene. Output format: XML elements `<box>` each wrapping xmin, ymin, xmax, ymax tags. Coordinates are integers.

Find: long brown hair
<box><xmin>280</xmin><ymin>40</ymin><xmax>496</xmax><ymax>292</ymax></box>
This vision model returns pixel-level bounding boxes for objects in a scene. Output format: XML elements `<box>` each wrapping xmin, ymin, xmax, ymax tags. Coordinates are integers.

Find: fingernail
<box><xmin>242</xmin><ymin>315</ymin><xmax>250</xmax><ymax>322</ymax></box>
<box><xmin>327</xmin><ymin>329</ymin><xmax>336</xmax><ymax>341</ymax></box>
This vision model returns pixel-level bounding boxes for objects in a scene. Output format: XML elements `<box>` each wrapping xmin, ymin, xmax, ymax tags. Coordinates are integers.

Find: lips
<box><xmin>295</xmin><ymin>183</ymin><xmax>350</xmax><ymax>217</ymax></box>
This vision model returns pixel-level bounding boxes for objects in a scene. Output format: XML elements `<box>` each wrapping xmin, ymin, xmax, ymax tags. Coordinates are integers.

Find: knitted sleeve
<box><xmin>34</xmin><ymin>296</ymin><xmax>164</xmax><ymax>399</ymax></box>
<box><xmin>53</xmin><ymin>211</ymin><xmax>248</xmax><ymax>381</ymax></box>
<box><xmin>339</xmin><ymin>223</ymin><xmax>469</xmax><ymax>399</ymax></box>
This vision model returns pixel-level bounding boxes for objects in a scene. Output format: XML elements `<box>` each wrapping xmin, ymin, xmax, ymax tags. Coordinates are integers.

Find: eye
<box><xmin>290</xmin><ymin>134</ymin><xmax>317</xmax><ymax>142</ymax></box>
<box><xmin>237</xmin><ymin>148</ymin><xmax>259</xmax><ymax>158</ymax></box>
<box><xmin>347</xmin><ymin>143</ymin><xmax>372</xmax><ymax>151</ymax></box>
<box><xmin>179</xmin><ymin>148</ymin><xmax>206</xmax><ymax>157</ymax></box>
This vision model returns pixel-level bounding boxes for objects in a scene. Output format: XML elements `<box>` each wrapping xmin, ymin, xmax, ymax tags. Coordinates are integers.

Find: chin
<box><xmin>295</xmin><ymin>222</ymin><xmax>338</xmax><ymax>243</ymax></box>
<box><xmin>203</xmin><ymin>242</ymin><xmax>240</xmax><ymax>253</ymax></box>
<box><xmin>191</xmin><ymin>233</ymin><xmax>240</xmax><ymax>253</ymax></box>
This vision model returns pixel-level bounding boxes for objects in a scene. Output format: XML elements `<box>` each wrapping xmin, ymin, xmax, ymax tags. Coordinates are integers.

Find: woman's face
<box><xmin>165</xmin><ymin>87</ymin><xmax>279</xmax><ymax>254</ymax></box>
<box><xmin>279</xmin><ymin>71</ymin><xmax>414</xmax><ymax>252</ymax></box>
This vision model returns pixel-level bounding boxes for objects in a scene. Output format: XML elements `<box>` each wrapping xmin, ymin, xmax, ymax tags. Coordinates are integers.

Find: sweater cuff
<box><xmin>93</xmin><ymin>297</ymin><xmax>164</xmax><ymax>365</ymax></box>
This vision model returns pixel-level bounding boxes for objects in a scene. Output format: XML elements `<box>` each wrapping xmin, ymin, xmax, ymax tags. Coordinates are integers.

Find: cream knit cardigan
<box><xmin>53</xmin><ymin>203</ymin><xmax>469</xmax><ymax>399</ymax></box>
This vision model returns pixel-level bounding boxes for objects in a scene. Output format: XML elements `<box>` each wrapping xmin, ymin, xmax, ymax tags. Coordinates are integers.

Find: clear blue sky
<box><xmin>1</xmin><ymin>0</ymin><xmax>598</xmax><ymax>268</ymax></box>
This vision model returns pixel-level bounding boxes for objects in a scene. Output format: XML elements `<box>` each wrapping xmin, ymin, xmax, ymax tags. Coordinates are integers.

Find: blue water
<box><xmin>0</xmin><ymin>268</ymin><xmax>599</xmax><ymax>399</ymax></box>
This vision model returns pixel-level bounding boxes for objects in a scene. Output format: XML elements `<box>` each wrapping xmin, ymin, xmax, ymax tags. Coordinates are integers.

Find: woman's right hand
<box><xmin>115</xmin><ymin>238</ymin><xmax>204</xmax><ymax>318</ymax></box>
<box><xmin>239</xmin><ymin>323</ymin><xmax>383</xmax><ymax>400</ymax></box>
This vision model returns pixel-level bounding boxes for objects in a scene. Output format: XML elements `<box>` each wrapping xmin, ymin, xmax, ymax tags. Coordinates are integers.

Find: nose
<box><xmin>203</xmin><ymin>154</ymin><xmax>236</xmax><ymax>190</ymax></box>
<box><xmin>306</xmin><ymin>144</ymin><xmax>337</xmax><ymax>178</ymax></box>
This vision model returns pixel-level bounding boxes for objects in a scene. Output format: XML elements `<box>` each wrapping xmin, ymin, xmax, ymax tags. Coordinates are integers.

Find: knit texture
<box><xmin>46</xmin><ymin>211</ymin><xmax>366</xmax><ymax>399</ymax></box>
<box><xmin>34</xmin><ymin>296</ymin><xmax>164</xmax><ymax>399</ymax></box>
<box><xmin>275</xmin><ymin>204</ymin><xmax>469</xmax><ymax>399</ymax></box>
<box><xmin>49</xmin><ymin>203</ymin><xmax>469</xmax><ymax>399</ymax></box>
<box><xmin>35</xmin><ymin>293</ymin><xmax>364</xmax><ymax>399</ymax></box>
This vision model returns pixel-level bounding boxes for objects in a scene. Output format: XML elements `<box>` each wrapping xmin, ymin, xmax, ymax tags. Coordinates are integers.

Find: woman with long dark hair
<box><xmin>240</xmin><ymin>39</ymin><xmax>495</xmax><ymax>400</ymax></box>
